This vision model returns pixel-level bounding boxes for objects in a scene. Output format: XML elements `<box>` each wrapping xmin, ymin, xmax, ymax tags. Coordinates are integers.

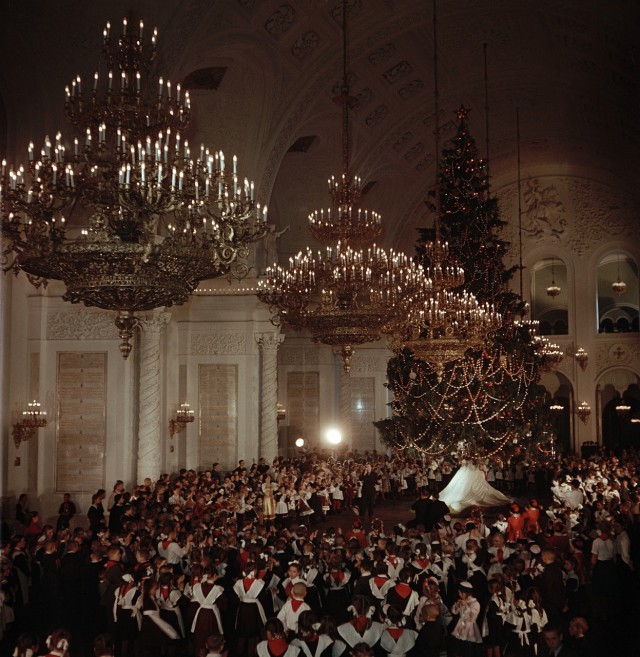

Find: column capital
<box><xmin>255</xmin><ymin>332</ymin><xmax>285</xmax><ymax>353</ymax></box>
<box><xmin>138</xmin><ymin>311</ymin><xmax>171</xmax><ymax>336</ymax></box>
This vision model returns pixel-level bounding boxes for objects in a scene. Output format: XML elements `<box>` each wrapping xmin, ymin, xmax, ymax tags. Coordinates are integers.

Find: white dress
<box><xmin>439</xmin><ymin>463</ymin><xmax>511</xmax><ymax>513</ymax></box>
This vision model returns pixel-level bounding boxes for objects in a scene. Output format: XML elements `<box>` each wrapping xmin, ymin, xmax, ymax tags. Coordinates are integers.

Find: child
<box><xmin>43</xmin><ymin>630</ymin><xmax>71</xmax><ymax>657</ymax></box>
<box><xmin>291</xmin><ymin>610</ymin><xmax>334</xmax><ymax>657</ymax></box>
<box><xmin>191</xmin><ymin>569</ymin><xmax>225</xmax><ymax>657</ymax></box>
<box><xmin>257</xmin><ymin>618</ymin><xmax>300</xmax><ymax>657</ymax></box>
<box><xmin>413</xmin><ymin>603</ymin><xmax>444</xmax><ymax>657</ymax></box>
<box><xmin>337</xmin><ymin>595</ymin><xmax>384</xmax><ymax>653</ymax></box>
<box><xmin>233</xmin><ymin>561</ymin><xmax>266</xmax><ymax>657</ymax></box>
<box><xmin>384</xmin><ymin>568</ymin><xmax>419</xmax><ymax>623</ymax></box>
<box><xmin>13</xmin><ymin>634</ymin><xmax>38</xmax><ymax>657</ymax></box>
<box><xmin>204</xmin><ymin>635</ymin><xmax>226</xmax><ymax>657</ymax></box>
<box><xmin>278</xmin><ymin>582</ymin><xmax>311</xmax><ymax>636</ymax></box>
<box><xmin>379</xmin><ymin>605</ymin><xmax>417</xmax><ymax>657</ymax></box>
<box><xmin>450</xmin><ymin>581</ymin><xmax>483</xmax><ymax>657</ymax></box>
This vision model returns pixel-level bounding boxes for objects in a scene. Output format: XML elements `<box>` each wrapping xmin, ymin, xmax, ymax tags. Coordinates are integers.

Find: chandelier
<box><xmin>1</xmin><ymin>17</ymin><xmax>267</xmax><ymax>357</ymax></box>
<box><xmin>612</xmin><ymin>253</ymin><xmax>627</xmax><ymax>295</ymax></box>
<box><xmin>12</xmin><ymin>400</ymin><xmax>48</xmax><ymax>449</ymax></box>
<box><xmin>390</xmin><ymin>219</ymin><xmax>501</xmax><ymax>380</ymax></box>
<box><xmin>257</xmin><ymin>3</ymin><xmax>423</xmax><ymax>373</ymax></box>
<box><xmin>546</xmin><ymin>258</ymin><xmax>561</xmax><ymax>297</ymax></box>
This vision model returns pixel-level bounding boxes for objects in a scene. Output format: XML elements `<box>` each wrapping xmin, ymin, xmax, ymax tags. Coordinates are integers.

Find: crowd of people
<box><xmin>0</xmin><ymin>448</ymin><xmax>639</xmax><ymax>657</ymax></box>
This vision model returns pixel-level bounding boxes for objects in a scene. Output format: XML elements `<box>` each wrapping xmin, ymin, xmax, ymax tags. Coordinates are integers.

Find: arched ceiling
<box><xmin>1</xmin><ymin>0</ymin><xmax>638</xmax><ymax>259</ymax></box>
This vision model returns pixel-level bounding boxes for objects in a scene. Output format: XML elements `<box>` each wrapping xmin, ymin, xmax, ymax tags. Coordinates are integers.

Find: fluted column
<box><xmin>137</xmin><ymin>311</ymin><xmax>171</xmax><ymax>482</ymax></box>
<box><xmin>256</xmin><ymin>332</ymin><xmax>284</xmax><ymax>463</ymax></box>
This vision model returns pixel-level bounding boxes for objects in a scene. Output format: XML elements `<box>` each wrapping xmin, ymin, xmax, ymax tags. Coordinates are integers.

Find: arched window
<box><xmin>531</xmin><ymin>258</ymin><xmax>568</xmax><ymax>335</ymax></box>
<box><xmin>597</xmin><ymin>252</ymin><xmax>639</xmax><ymax>333</ymax></box>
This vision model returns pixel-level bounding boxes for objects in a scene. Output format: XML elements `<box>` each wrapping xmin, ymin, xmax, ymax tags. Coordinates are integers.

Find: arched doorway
<box><xmin>539</xmin><ymin>371</ymin><xmax>573</xmax><ymax>453</ymax></box>
<box><xmin>598</xmin><ymin>370</ymin><xmax>640</xmax><ymax>453</ymax></box>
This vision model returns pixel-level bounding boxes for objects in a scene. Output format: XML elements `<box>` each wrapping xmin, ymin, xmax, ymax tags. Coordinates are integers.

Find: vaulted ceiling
<box><xmin>1</xmin><ymin>0</ymin><xmax>638</xmax><ymax>260</ymax></box>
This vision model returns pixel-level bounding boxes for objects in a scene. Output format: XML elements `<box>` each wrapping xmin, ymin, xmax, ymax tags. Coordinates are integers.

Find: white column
<box><xmin>339</xmin><ymin>361</ymin><xmax>352</xmax><ymax>448</ymax></box>
<box><xmin>137</xmin><ymin>311</ymin><xmax>171</xmax><ymax>482</ymax></box>
<box><xmin>255</xmin><ymin>332</ymin><xmax>284</xmax><ymax>463</ymax></box>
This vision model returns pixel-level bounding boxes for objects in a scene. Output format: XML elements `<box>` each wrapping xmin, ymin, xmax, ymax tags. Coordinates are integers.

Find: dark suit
<box><xmin>408</xmin><ymin>497</ymin><xmax>432</xmax><ymax>529</ymax></box>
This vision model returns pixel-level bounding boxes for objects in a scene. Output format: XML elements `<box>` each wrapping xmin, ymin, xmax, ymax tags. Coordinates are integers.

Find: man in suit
<box><xmin>541</xmin><ymin>624</ymin><xmax>577</xmax><ymax>657</ymax></box>
<box><xmin>408</xmin><ymin>487</ymin><xmax>432</xmax><ymax>529</ymax></box>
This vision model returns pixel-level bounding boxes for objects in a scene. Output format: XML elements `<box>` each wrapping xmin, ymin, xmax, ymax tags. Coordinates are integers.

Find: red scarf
<box><xmin>387</xmin><ymin>628</ymin><xmax>403</xmax><ymax>641</ymax></box>
<box><xmin>105</xmin><ymin>559</ymin><xmax>119</xmax><ymax>571</ymax></box>
<box><xmin>243</xmin><ymin>577</ymin><xmax>254</xmax><ymax>592</ymax></box>
<box><xmin>291</xmin><ymin>599</ymin><xmax>305</xmax><ymax>612</ymax></box>
<box><xmin>119</xmin><ymin>582</ymin><xmax>133</xmax><ymax>597</ymax></box>
<box><xmin>161</xmin><ymin>586</ymin><xmax>170</xmax><ymax>600</ymax></box>
<box><xmin>373</xmin><ymin>576</ymin><xmax>388</xmax><ymax>588</ymax></box>
<box><xmin>162</xmin><ymin>539</ymin><xmax>172</xmax><ymax>550</ymax></box>
<box><xmin>332</xmin><ymin>571</ymin><xmax>345</xmax><ymax>584</ymax></box>
<box><xmin>387</xmin><ymin>556</ymin><xmax>398</xmax><ymax>567</ymax></box>
<box><xmin>497</xmin><ymin>548</ymin><xmax>504</xmax><ymax>563</ymax></box>
<box><xmin>414</xmin><ymin>559</ymin><xmax>429</xmax><ymax>570</ymax></box>
<box><xmin>285</xmin><ymin>581</ymin><xmax>294</xmax><ymax>597</ymax></box>
<box><xmin>267</xmin><ymin>638</ymin><xmax>289</xmax><ymax>657</ymax></box>
<box><xmin>394</xmin><ymin>582</ymin><xmax>412</xmax><ymax>599</ymax></box>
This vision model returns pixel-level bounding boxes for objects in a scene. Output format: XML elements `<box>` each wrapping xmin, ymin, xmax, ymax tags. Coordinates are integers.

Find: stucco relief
<box><xmin>291</xmin><ymin>31</ymin><xmax>319</xmax><ymax>59</ymax></box>
<box><xmin>383</xmin><ymin>60</ymin><xmax>413</xmax><ymax>84</ymax></box>
<box><xmin>279</xmin><ymin>346</ymin><xmax>325</xmax><ymax>366</ymax></box>
<box><xmin>264</xmin><ymin>5</ymin><xmax>296</xmax><ymax>38</ymax></box>
<box><xmin>191</xmin><ymin>333</ymin><xmax>246</xmax><ymax>355</ymax></box>
<box><xmin>522</xmin><ymin>178</ymin><xmax>567</xmax><ymax>241</ymax></box>
<box><xmin>47</xmin><ymin>311</ymin><xmax>115</xmax><ymax>340</ymax></box>
<box><xmin>565</xmin><ymin>178</ymin><xmax>633</xmax><ymax>256</ymax></box>
<box><xmin>365</xmin><ymin>105</ymin><xmax>389</xmax><ymax>128</ymax></box>
<box><xmin>350</xmin><ymin>354</ymin><xmax>384</xmax><ymax>373</ymax></box>
<box><xmin>497</xmin><ymin>177</ymin><xmax>637</xmax><ymax>258</ymax></box>
<box><xmin>595</xmin><ymin>341</ymin><xmax>639</xmax><ymax>370</ymax></box>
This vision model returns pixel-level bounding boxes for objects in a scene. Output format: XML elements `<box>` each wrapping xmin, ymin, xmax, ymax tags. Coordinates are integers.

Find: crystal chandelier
<box><xmin>258</xmin><ymin>3</ymin><xmax>423</xmax><ymax>373</ymax></box>
<box><xmin>390</xmin><ymin>219</ymin><xmax>501</xmax><ymax>380</ymax></box>
<box><xmin>1</xmin><ymin>17</ymin><xmax>267</xmax><ymax>357</ymax></box>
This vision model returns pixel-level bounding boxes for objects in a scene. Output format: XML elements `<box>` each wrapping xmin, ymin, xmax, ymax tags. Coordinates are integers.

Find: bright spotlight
<box><xmin>295</xmin><ymin>437</ymin><xmax>305</xmax><ymax>448</ymax></box>
<box><xmin>325</xmin><ymin>427</ymin><xmax>342</xmax><ymax>445</ymax></box>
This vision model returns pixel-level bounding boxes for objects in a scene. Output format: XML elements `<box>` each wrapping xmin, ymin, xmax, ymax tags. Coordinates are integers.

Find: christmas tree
<box><xmin>375</xmin><ymin>107</ymin><xmax>556</xmax><ymax>460</ymax></box>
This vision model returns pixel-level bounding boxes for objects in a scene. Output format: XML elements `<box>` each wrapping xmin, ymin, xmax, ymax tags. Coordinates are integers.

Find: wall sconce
<box><xmin>549</xmin><ymin>402</ymin><xmax>564</xmax><ymax>413</ymax></box>
<box><xmin>574</xmin><ymin>347</ymin><xmax>588</xmax><ymax>371</ymax></box>
<box><xmin>577</xmin><ymin>401</ymin><xmax>591</xmax><ymax>424</ymax></box>
<box><xmin>277</xmin><ymin>403</ymin><xmax>286</xmax><ymax>422</ymax></box>
<box><xmin>169</xmin><ymin>402</ymin><xmax>194</xmax><ymax>437</ymax></box>
<box><xmin>12</xmin><ymin>400</ymin><xmax>48</xmax><ymax>449</ymax></box>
